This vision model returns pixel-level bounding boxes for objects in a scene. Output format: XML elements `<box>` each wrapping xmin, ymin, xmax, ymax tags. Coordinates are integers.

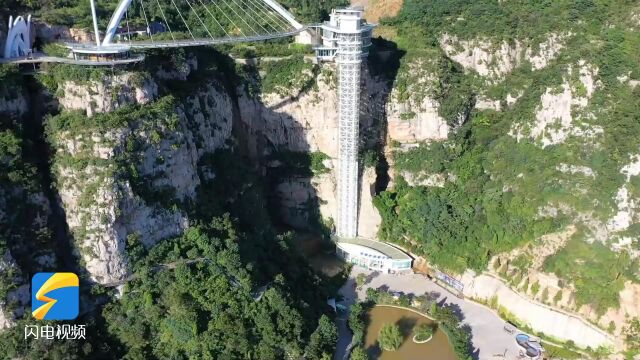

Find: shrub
<box><xmin>413</xmin><ymin>323</ymin><xmax>434</xmax><ymax>342</ymax></box>
<box><xmin>378</xmin><ymin>323</ymin><xmax>403</xmax><ymax>351</ymax></box>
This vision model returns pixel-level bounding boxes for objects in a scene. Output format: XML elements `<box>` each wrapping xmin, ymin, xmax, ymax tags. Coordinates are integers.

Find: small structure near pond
<box><xmin>334</xmin><ymin>237</ymin><xmax>412</xmax><ymax>273</ymax></box>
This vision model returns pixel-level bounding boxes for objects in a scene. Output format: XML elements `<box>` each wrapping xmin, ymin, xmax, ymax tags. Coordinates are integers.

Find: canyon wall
<box><xmin>46</xmin><ymin>62</ymin><xmax>233</xmax><ymax>285</ymax></box>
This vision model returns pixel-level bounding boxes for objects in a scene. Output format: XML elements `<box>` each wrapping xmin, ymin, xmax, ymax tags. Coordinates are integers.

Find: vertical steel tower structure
<box><xmin>315</xmin><ymin>8</ymin><xmax>374</xmax><ymax>238</ymax></box>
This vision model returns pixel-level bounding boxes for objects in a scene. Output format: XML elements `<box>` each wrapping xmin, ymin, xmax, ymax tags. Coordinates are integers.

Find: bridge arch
<box><xmin>101</xmin><ymin>0</ymin><xmax>303</xmax><ymax>46</ymax></box>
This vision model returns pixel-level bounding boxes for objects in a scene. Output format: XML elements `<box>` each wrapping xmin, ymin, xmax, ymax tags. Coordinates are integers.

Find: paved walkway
<box><xmin>334</xmin><ymin>267</ymin><xmax>523</xmax><ymax>360</ymax></box>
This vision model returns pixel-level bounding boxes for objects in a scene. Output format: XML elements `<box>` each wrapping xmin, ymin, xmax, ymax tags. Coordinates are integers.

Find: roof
<box><xmin>336</xmin><ymin>237</ymin><xmax>412</xmax><ymax>260</ymax></box>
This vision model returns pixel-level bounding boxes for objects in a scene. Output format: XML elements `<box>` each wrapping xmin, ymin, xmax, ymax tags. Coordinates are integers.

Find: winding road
<box><xmin>334</xmin><ymin>267</ymin><xmax>523</xmax><ymax>360</ymax></box>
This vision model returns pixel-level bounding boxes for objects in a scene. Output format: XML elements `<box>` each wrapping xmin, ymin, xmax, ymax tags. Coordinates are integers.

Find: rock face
<box><xmin>34</xmin><ymin>22</ymin><xmax>94</xmax><ymax>43</ymax></box>
<box><xmin>275</xmin><ymin>172</ymin><xmax>337</xmax><ymax>230</ymax></box>
<box><xmin>237</xmin><ymin>69</ymin><xmax>341</xmax><ymax>159</ymax></box>
<box><xmin>440</xmin><ymin>32</ymin><xmax>570</xmax><ymax>81</ymax></box>
<box><xmin>52</xmin><ymin>74</ymin><xmax>233</xmax><ymax>284</ymax></box>
<box><xmin>387</xmin><ymin>97</ymin><xmax>449</xmax><ymax>143</ymax></box>
<box><xmin>54</xmin><ymin>128</ymin><xmax>191</xmax><ymax>284</ymax></box>
<box><xmin>357</xmin><ymin>167</ymin><xmax>381</xmax><ymax>238</ymax></box>
<box><xmin>511</xmin><ymin>61</ymin><xmax>601</xmax><ymax>147</ymax></box>
<box><xmin>59</xmin><ymin>73</ymin><xmax>158</xmax><ymax>117</ymax></box>
<box><xmin>386</xmin><ymin>59</ymin><xmax>450</xmax><ymax>144</ymax></box>
<box><xmin>238</xmin><ymin>65</ymin><xmax>386</xmax><ymax>232</ymax></box>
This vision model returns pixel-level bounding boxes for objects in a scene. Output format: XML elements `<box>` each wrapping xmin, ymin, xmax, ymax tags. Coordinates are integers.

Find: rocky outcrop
<box><xmin>34</xmin><ymin>22</ymin><xmax>94</xmax><ymax>43</ymax></box>
<box><xmin>238</xmin><ymin>68</ymin><xmax>340</xmax><ymax>159</ymax></box>
<box><xmin>608</xmin><ymin>154</ymin><xmax>640</xmax><ymax>233</ymax></box>
<box><xmin>386</xmin><ymin>59</ymin><xmax>450</xmax><ymax>143</ymax></box>
<box><xmin>511</xmin><ymin>61</ymin><xmax>601</xmax><ymax>147</ymax></box>
<box><xmin>357</xmin><ymin>167</ymin><xmax>381</xmax><ymax>238</ymax></box>
<box><xmin>441</xmin><ymin>32</ymin><xmax>571</xmax><ymax>81</ymax></box>
<box><xmin>275</xmin><ymin>170</ymin><xmax>337</xmax><ymax>230</ymax></box>
<box><xmin>59</xmin><ymin>73</ymin><xmax>158</xmax><ymax>117</ymax></box>
<box><xmin>387</xmin><ymin>98</ymin><xmax>449</xmax><ymax>143</ymax></box>
<box><xmin>0</xmin><ymin>93</ymin><xmax>28</xmax><ymax>117</ymax></box>
<box><xmin>401</xmin><ymin>171</ymin><xmax>452</xmax><ymax>188</ymax></box>
<box><xmin>52</xmin><ymin>75</ymin><xmax>233</xmax><ymax>284</ymax></box>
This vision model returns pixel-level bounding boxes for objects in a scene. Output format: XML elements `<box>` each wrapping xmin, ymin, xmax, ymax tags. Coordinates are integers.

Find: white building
<box><xmin>314</xmin><ymin>7</ymin><xmax>374</xmax><ymax>62</ymax></box>
<box><xmin>336</xmin><ymin>237</ymin><xmax>412</xmax><ymax>273</ymax></box>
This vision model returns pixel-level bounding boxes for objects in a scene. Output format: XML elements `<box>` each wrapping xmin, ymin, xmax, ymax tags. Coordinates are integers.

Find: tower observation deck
<box><xmin>314</xmin><ymin>8</ymin><xmax>374</xmax><ymax>238</ymax></box>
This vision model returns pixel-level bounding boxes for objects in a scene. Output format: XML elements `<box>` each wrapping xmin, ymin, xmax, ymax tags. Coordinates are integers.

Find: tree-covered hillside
<box><xmin>0</xmin><ymin>45</ymin><xmax>340</xmax><ymax>359</ymax></box>
<box><xmin>374</xmin><ymin>0</ymin><xmax>640</xmax><ymax>333</ymax></box>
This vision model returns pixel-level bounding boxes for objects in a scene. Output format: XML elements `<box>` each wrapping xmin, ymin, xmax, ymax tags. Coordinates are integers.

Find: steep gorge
<box><xmin>2</xmin><ymin>0</ymin><xmax>640</xmax><ymax>356</ymax></box>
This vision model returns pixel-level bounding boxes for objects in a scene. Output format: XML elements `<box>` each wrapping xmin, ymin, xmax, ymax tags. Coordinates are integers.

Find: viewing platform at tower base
<box><xmin>334</xmin><ymin>237</ymin><xmax>413</xmax><ymax>274</ymax></box>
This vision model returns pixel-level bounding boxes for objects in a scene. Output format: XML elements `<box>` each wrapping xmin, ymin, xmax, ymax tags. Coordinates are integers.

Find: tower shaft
<box><xmin>314</xmin><ymin>7</ymin><xmax>374</xmax><ymax>238</ymax></box>
<box><xmin>336</xmin><ymin>32</ymin><xmax>362</xmax><ymax>238</ymax></box>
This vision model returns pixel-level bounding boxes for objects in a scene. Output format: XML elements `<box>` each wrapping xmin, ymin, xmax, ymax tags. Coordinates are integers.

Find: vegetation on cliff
<box><xmin>105</xmin><ymin>219</ymin><xmax>335</xmax><ymax>359</ymax></box>
<box><xmin>374</xmin><ymin>0</ymin><xmax>640</xmax><ymax>324</ymax></box>
<box><xmin>0</xmin><ymin>45</ymin><xmax>340</xmax><ymax>359</ymax></box>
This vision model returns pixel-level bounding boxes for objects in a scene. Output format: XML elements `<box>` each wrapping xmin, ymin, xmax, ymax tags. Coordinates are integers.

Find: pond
<box><xmin>364</xmin><ymin>305</ymin><xmax>457</xmax><ymax>360</ymax></box>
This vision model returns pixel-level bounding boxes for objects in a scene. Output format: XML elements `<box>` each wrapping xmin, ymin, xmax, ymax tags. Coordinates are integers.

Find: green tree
<box><xmin>356</xmin><ymin>273</ymin><xmax>367</xmax><ymax>289</ymax></box>
<box><xmin>540</xmin><ymin>288</ymin><xmax>549</xmax><ymax>303</ymax></box>
<box><xmin>553</xmin><ymin>290</ymin><xmax>563</xmax><ymax>305</ymax></box>
<box><xmin>306</xmin><ymin>315</ymin><xmax>338</xmax><ymax>360</ymax></box>
<box><xmin>530</xmin><ymin>281</ymin><xmax>540</xmax><ymax>296</ymax></box>
<box><xmin>378</xmin><ymin>323</ymin><xmax>403</xmax><ymax>351</ymax></box>
<box><xmin>625</xmin><ymin>318</ymin><xmax>640</xmax><ymax>351</ymax></box>
<box><xmin>350</xmin><ymin>346</ymin><xmax>369</xmax><ymax>360</ymax></box>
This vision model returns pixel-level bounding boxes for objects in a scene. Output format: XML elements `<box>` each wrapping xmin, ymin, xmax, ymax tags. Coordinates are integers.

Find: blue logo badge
<box><xmin>31</xmin><ymin>272</ymin><xmax>79</xmax><ymax>320</ymax></box>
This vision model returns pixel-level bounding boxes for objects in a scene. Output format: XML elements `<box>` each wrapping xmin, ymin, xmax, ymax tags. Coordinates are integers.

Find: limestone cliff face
<box><xmin>51</xmin><ymin>73</ymin><xmax>233</xmax><ymax>284</ymax></box>
<box><xmin>440</xmin><ymin>32</ymin><xmax>571</xmax><ymax>81</ymax></box>
<box><xmin>274</xmin><ymin>170</ymin><xmax>337</xmax><ymax>230</ymax></box>
<box><xmin>59</xmin><ymin>73</ymin><xmax>158</xmax><ymax>117</ymax></box>
<box><xmin>238</xmin><ymin>65</ymin><xmax>386</xmax><ymax>235</ymax></box>
<box><xmin>357</xmin><ymin>167</ymin><xmax>381</xmax><ymax>238</ymax></box>
<box><xmin>34</xmin><ymin>22</ymin><xmax>94</xmax><ymax>43</ymax></box>
<box><xmin>385</xmin><ymin>58</ymin><xmax>450</xmax><ymax>144</ymax></box>
<box><xmin>510</xmin><ymin>61</ymin><xmax>600</xmax><ymax>148</ymax></box>
<box><xmin>237</xmin><ymin>68</ymin><xmax>341</xmax><ymax>159</ymax></box>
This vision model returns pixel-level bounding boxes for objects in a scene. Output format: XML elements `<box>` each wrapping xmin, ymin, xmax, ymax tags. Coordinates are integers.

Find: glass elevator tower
<box><xmin>315</xmin><ymin>8</ymin><xmax>374</xmax><ymax>238</ymax></box>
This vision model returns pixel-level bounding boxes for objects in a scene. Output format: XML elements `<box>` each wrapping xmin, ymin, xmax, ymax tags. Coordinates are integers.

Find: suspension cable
<box><xmin>182</xmin><ymin>0</ymin><xmax>215</xmax><ymax>39</ymax></box>
<box><xmin>206</xmin><ymin>0</ymin><xmax>246</xmax><ymax>37</ymax></box>
<box><xmin>249</xmin><ymin>0</ymin><xmax>292</xmax><ymax>31</ymax></box>
<box><xmin>169</xmin><ymin>0</ymin><xmax>196</xmax><ymax>40</ymax></box>
<box><xmin>219</xmin><ymin>0</ymin><xmax>259</xmax><ymax>35</ymax></box>
<box><xmin>195</xmin><ymin>0</ymin><xmax>230</xmax><ymax>37</ymax></box>
<box><xmin>138</xmin><ymin>0</ymin><xmax>155</xmax><ymax>43</ymax></box>
<box><xmin>232</xmin><ymin>0</ymin><xmax>273</xmax><ymax>34</ymax></box>
<box><xmin>155</xmin><ymin>0</ymin><xmax>176</xmax><ymax>40</ymax></box>
<box><xmin>246</xmin><ymin>0</ymin><xmax>290</xmax><ymax>32</ymax></box>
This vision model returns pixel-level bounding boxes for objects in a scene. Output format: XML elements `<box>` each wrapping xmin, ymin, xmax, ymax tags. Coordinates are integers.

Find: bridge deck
<box><xmin>68</xmin><ymin>28</ymin><xmax>307</xmax><ymax>51</ymax></box>
<box><xmin>0</xmin><ymin>53</ymin><xmax>145</xmax><ymax>65</ymax></box>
